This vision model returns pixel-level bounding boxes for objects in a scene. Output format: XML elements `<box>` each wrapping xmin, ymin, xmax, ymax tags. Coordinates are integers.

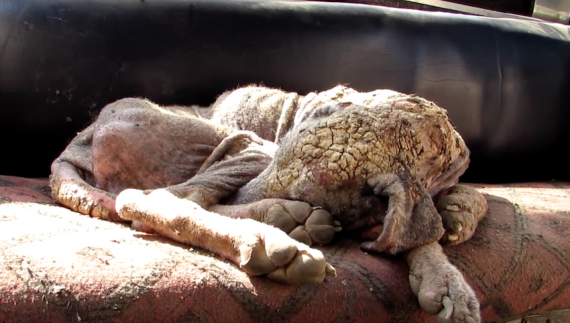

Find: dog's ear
<box><xmin>361</xmin><ymin>173</ymin><xmax>445</xmax><ymax>255</ymax></box>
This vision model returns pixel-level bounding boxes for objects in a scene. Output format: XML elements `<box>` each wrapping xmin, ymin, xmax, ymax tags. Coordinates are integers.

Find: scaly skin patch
<box><xmin>274</xmin><ymin>94</ymin><xmax>466</xmax><ymax>199</ymax></box>
<box><xmin>239</xmin><ymin>91</ymin><xmax>470</xmax><ymax>247</ymax></box>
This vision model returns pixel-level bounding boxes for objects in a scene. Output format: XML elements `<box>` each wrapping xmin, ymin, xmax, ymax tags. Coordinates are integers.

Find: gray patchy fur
<box><xmin>50</xmin><ymin>85</ymin><xmax>487</xmax><ymax>323</ymax></box>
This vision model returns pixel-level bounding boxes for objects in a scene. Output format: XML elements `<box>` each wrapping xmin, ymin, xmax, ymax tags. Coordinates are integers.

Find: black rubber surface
<box><xmin>0</xmin><ymin>0</ymin><xmax>569</xmax><ymax>182</ymax></box>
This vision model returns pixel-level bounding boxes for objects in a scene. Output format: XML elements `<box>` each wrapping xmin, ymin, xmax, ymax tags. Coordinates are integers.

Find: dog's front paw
<box><xmin>237</xmin><ymin>224</ymin><xmax>337</xmax><ymax>284</ymax></box>
<box><xmin>410</xmin><ymin>262</ymin><xmax>480</xmax><ymax>323</ymax></box>
<box><xmin>116</xmin><ymin>189</ymin><xmax>336</xmax><ymax>284</ymax></box>
<box><xmin>264</xmin><ymin>201</ymin><xmax>342</xmax><ymax>246</ymax></box>
<box><xmin>408</xmin><ymin>243</ymin><xmax>480</xmax><ymax>323</ymax></box>
<box><xmin>436</xmin><ymin>184</ymin><xmax>488</xmax><ymax>246</ymax></box>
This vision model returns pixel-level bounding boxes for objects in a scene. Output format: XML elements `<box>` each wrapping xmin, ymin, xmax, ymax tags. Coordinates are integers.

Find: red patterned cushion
<box><xmin>0</xmin><ymin>175</ymin><xmax>569</xmax><ymax>322</ymax></box>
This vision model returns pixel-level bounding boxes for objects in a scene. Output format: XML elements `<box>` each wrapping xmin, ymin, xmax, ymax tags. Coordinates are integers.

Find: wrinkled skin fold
<box><xmin>50</xmin><ymin>85</ymin><xmax>488</xmax><ymax>323</ymax></box>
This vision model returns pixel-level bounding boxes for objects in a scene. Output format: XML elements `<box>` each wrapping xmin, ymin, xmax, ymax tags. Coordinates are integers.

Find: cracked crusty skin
<box><xmin>50</xmin><ymin>85</ymin><xmax>487</xmax><ymax>323</ymax></box>
<box><xmin>230</xmin><ymin>86</ymin><xmax>485</xmax><ymax>323</ymax></box>
<box><xmin>235</xmin><ymin>88</ymin><xmax>471</xmax><ymax>254</ymax></box>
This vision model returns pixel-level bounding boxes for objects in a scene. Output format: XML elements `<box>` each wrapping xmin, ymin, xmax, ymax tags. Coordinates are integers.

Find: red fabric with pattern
<box><xmin>0</xmin><ymin>175</ymin><xmax>569</xmax><ymax>322</ymax></box>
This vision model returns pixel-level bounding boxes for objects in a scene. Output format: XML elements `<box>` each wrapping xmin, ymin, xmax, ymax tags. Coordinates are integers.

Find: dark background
<box><xmin>0</xmin><ymin>0</ymin><xmax>568</xmax><ymax>183</ymax></box>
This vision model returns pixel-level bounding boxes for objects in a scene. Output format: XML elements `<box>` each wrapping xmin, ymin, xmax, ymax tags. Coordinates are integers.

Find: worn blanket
<box><xmin>0</xmin><ymin>175</ymin><xmax>569</xmax><ymax>322</ymax></box>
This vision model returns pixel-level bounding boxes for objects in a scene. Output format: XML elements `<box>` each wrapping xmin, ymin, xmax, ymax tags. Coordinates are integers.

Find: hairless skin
<box><xmin>50</xmin><ymin>85</ymin><xmax>487</xmax><ymax>323</ymax></box>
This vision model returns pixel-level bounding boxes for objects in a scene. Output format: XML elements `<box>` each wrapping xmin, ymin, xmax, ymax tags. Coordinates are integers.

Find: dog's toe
<box><xmin>265</xmin><ymin>201</ymin><xmax>341</xmax><ymax>246</ymax></box>
<box><xmin>437</xmin><ymin>185</ymin><xmax>487</xmax><ymax>246</ymax></box>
